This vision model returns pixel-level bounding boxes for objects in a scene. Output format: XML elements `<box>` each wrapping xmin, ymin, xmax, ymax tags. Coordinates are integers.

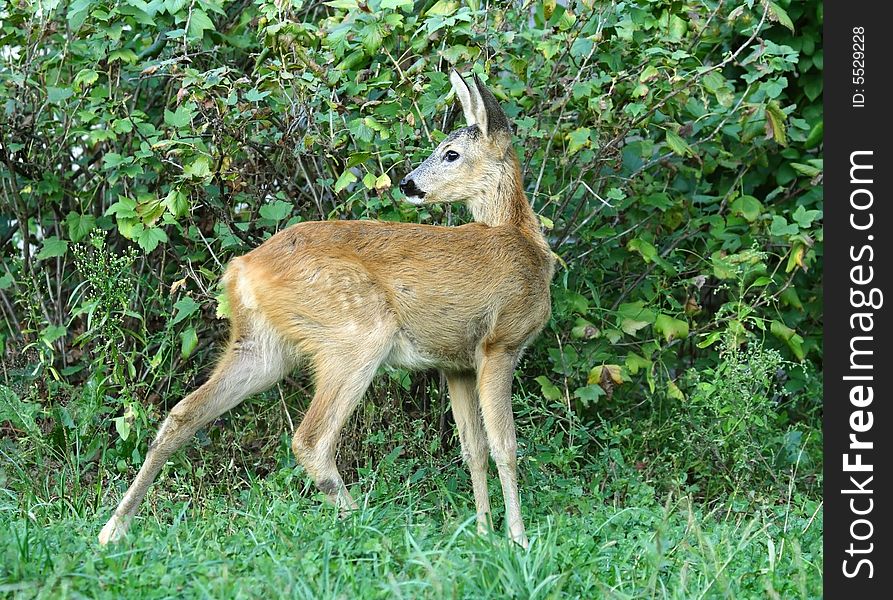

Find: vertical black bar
<box><xmin>824</xmin><ymin>2</ymin><xmax>890</xmax><ymax>596</ymax></box>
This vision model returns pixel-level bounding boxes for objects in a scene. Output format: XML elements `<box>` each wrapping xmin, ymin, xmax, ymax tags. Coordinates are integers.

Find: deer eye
<box><xmin>444</xmin><ymin>150</ymin><xmax>460</xmax><ymax>162</ymax></box>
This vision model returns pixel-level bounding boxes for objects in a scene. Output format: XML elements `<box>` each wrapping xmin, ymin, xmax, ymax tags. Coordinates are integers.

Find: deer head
<box><xmin>399</xmin><ymin>70</ymin><xmax>517</xmax><ymax>213</ymax></box>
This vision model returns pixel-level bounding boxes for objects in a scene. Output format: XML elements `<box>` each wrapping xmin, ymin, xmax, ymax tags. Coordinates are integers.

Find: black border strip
<box><xmin>824</xmin><ymin>2</ymin><xmax>891</xmax><ymax>595</ymax></box>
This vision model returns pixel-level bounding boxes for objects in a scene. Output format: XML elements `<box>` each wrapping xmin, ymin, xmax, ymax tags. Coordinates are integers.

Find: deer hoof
<box><xmin>509</xmin><ymin>527</ymin><xmax>529</xmax><ymax>549</ymax></box>
<box><xmin>98</xmin><ymin>514</ymin><xmax>130</xmax><ymax>545</ymax></box>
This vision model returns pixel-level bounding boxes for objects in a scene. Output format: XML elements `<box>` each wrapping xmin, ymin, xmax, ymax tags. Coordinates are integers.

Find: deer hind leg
<box><xmin>291</xmin><ymin>345</ymin><xmax>388</xmax><ymax>513</ymax></box>
<box><xmin>98</xmin><ymin>326</ymin><xmax>290</xmax><ymax>545</ymax></box>
<box><xmin>476</xmin><ymin>350</ymin><xmax>528</xmax><ymax>548</ymax></box>
<box><xmin>445</xmin><ymin>370</ymin><xmax>491</xmax><ymax>534</ymax></box>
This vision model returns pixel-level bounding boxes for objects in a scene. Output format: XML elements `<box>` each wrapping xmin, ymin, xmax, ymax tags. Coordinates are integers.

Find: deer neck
<box><xmin>466</xmin><ymin>150</ymin><xmax>542</xmax><ymax>234</ymax></box>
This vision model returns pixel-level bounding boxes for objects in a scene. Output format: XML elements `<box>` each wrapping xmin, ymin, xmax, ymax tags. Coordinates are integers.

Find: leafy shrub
<box><xmin>0</xmin><ymin>0</ymin><xmax>822</xmax><ymax>499</ymax></box>
<box><xmin>668</xmin><ymin>341</ymin><xmax>792</xmax><ymax>495</ymax></box>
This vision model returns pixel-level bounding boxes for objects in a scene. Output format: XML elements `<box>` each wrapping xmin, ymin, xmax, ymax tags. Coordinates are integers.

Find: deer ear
<box><xmin>450</xmin><ymin>69</ymin><xmax>488</xmax><ymax>133</ymax></box>
<box><xmin>472</xmin><ymin>74</ymin><xmax>511</xmax><ymax>136</ymax></box>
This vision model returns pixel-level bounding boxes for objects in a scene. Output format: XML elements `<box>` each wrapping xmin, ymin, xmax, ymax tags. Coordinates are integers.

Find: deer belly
<box><xmin>384</xmin><ymin>328</ymin><xmax>475</xmax><ymax>371</ymax></box>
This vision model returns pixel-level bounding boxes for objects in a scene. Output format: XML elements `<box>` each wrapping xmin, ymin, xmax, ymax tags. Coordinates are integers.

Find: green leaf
<box><xmin>574</xmin><ymin>384</ymin><xmax>605</xmax><ymax>405</ymax></box>
<box><xmin>47</xmin><ymin>87</ymin><xmax>74</xmax><ymax>104</ymax></box>
<box><xmin>183</xmin><ymin>156</ymin><xmax>211</xmax><ymax>179</ymax></box>
<box><xmin>768</xmin><ymin>2</ymin><xmax>795</xmax><ymax>32</ymax></box>
<box><xmin>66</xmin><ymin>212</ymin><xmax>96</xmax><ymax>242</ymax></box>
<box><xmin>697</xmin><ymin>330</ymin><xmax>723</xmax><ymax>349</ymax></box>
<box><xmin>334</xmin><ymin>170</ymin><xmax>357</xmax><ymax>194</ymax></box>
<box><xmin>41</xmin><ymin>324</ymin><xmax>67</xmax><ymax>344</ymax></box>
<box><xmin>137</xmin><ymin>195</ymin><xmax>165</xmax><ymax>226</ymax></box>
<box><xmin>765</xmin><ymin>102</ymin><xmax>787</xmax><ymax>146</ymax></box>
<box><xmin>74</xmin><ymin>69</ymin><xmax>99</xmax><ymax>89</ymax></box>
<box><xmin>653</xmin><ymin>314</ymin><xmax>689</xmax><ymax>343</ymax></box>
<box><xmin>627</xmin><ymin>238</ymin><xmax>658</xmax><ymax>262</ymax></box>
<box><xmin>112</xmin><ymin>119</ymin><xmax>133</xmax><ymax>134</ymax></box>
<box><xmin>666</xmin><ymin>380</ymin><xmax>685</xmax><ymax>401</ymax></box>
<box><xmin>136</xmin><ymin>227</ymin><xmax>168</xmax><ymax>253</ymax></box>
<box><xmin>780</xmin><ymin>287</ymin><xmax>803</xmax><ymax>310</ymax></box>
<box><xmin>67</xmin><ymin>0</ymin><xmax>91</xmax><ymax>29</ymax></box>
<box><xmin>164</xmin><ymin>0</ymin><xmax>187</xmax><ymax>13</ymax></box>
<box><xmin>621</xmin><ymin>318</ymin><xmax>650</xmax><ymax>336</ymax></box>
<box><xmin>769</xmin><ymin>216</ymin><xmax>799</xmax><ymax>237</ymax></box>
<box><xmin>786</xmin><ymin>242</ymin><xmax>808</xmax><ymax>273</ymax></box>
<box><xmin>114</xmin><ymin>416</ymin><xmax>131</xmax><ymax>441</ymax></box>
<box><xmin>790</xmin><ymin>162</ymin><xmax>821</xmax><ymax>178</ymax></box>
<box><xmin>187</xmin><ymin>9</ymin><xmax>215</xmax><ymax>40</ymax></box>
<box><xmin>534</xmin><ymin>376</ymin><xmax>562</xmax><ymax>401</ymax></box>
<box><xmin>639</xmin><ymin>65</ymin><xmax>659</xmax><ymax>82</ymax></box>
<box><xmin>181</xmin><ymin>326</ymin><xmax>199</xmax><ymax>358</ymax></box>
<box><xmin>627</xmin><ymin>238</ymin><xmax>673</xmax><ymax>272</ymax></box>
<box><xmin>625</xmin><ymin>353</ymin><xmax>651</xmax><ymax>375</ymax></box>
<box><xmin>106</xmin><ymin>196</ymin><xmax>137</xmax><ymax>218</ymax></box>
<box><xmin>771</xmin><ymin>320</ymin><xmax>805</xmax><ymax>360</ymax></box>
<box><xmin>164</xmin><ymin>105</ymin><xmax>193</xmax><ymax>128</ymax></box>
<box><xmin>36</xmin><ymin>237</ymin><xmax>69</xmax><ymax>260</ymax></box>
<box><xmin>259</xmin><ymin>200</ymin><xmax>293</xmax><ymax>222</ymax></box>
<box><xmin>667</xmin><ymin>14</ymin><xmax>687</xmax><ymax>39</ymax></box>
<box><xmin>702</xmin><ymin>71</ymin><xmax>726</xmax><ymax>94</ymax></box>
<box><xmin>617</xmin><ymin>302</ymin><xmax>656</xmax><ymax>324</ymax></box>
<box><xmin>567</xmin><ymin>127</ymin><xmax>591</xmax><ymax>155</ymax></box>
<box><xmin>571</xmin><ymin>317</ymin><xmax>599</xmax><ymax>339</ymax></box>
<box><xmin>665</xmin><ymin>129</ymin><xmax>692</xmax><ymax>157</ymax></box>
<box><xmin>564</xmin><ymin>291</ymin><xmax>589</xmax><ymax>314</ymax></box>
<box><xmin>538</xmin><ymin>215</ymin><xmax>554</xmax><ymax>230</ymax></box>
<box><xmin>117</xmin><ymin>220</ymin><xmax>143</xmax><ymax>243</ymax></box>
<box><xmin>570</xmin><ymin>36</ymin><xmax>594</xmax><ymax>59</ymax></box>
<box><xmin>138</xmin><ymin>197</ymin><xmax>163</xmax><ymax>225</ymax></box>
<box><xmin>730</xmin><ymin>195</ymin><xmax>762</xmax><ymax>221</ymax></box>
<box><xmin>215</xmin><ymin>290</ymin><xmax>231</xmax><ymax>319</ymax></box>
<box><xmin>557</xmin><ymin>8</ymin><xmax>576</xmax><ymax>31</ymax></box>
<box><xmin>803</xmin><ymin>75</ymin><xmax>823</xmax><ymax>102</ymax></box>
<box><xmin>804</xmin><ymin>121</ymin><xmax>823</xmax><ymax>149</ymax></box>
<box><xmin>642</xmin><ymin>192</ymin><xmax>674</xmax><ymax>211</ymax></box>
<box><xmin>163</xmin><ymin>188</ymin><xmax>190</xmax><ymax>218</ymax></box>
<box><xmin>171</xmin><ymin>296</ymin><xmax>200</xmax><ymax>325</ymax></box>
<box><xmin>792</xmin><ymin>205</ymin><xmax>821</xmax><ymax>228</ymax></box>
<box><xmin>108</xmin><ymin>49</ymin><xmax>138</xmax><ymax>64</ymax></box>
<box><xmin>426</xmin><ymin>0</ymin><xmax>458</xmax><ymax>16</ymax></box>
<box><xmin>0</xmin><ymin>387</ymin><xmax>39</xmax><ymax>434</ymax></box>
<box><xmin>245</xmin><ymin>88</ymin><xmax>270</xmax><ymax>102</ymax></box>
<box><xmin>102</xmin><ymin>153</ymin><xmax>129</xmax><ymax>170</ymax></box>
<box><xmin>361</xmin><ymin>23</ymin><xmax>384</xmax><ymax>54</ymax></box>
<box><xmin>770</xmin><ymin>319</ymin><xmax>795</xmax><ymax>341</ymax></box>
<box><xmin>346</xmin><ymin>152</ymin><xmax>371</xmax><ymax>169</ymax></box>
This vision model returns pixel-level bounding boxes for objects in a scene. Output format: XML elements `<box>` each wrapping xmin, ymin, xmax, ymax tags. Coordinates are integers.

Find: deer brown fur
<box><xmin>98</xmin><ymin>70</ymin><xmax>555</xmax><ymax>548</ymax></box>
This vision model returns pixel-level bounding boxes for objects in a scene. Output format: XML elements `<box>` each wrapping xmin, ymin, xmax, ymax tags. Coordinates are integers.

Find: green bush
<box><xmin>1</xmin><ymin>0</ymin><xmax>822</xmax><ymax>500</ymax></box>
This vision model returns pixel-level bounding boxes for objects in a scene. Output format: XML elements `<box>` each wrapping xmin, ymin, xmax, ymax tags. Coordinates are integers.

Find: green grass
<box><xmin>0</xmin><ymin>400</ymin><xmax>822</xmax><ymax>599</ymax></box>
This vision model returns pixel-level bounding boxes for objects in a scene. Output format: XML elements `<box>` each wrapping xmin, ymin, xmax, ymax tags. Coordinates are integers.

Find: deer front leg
<box><xmin>98</xmin><ymin>333</ymin><xmax>288</xmax><ymax>545</ymax></box>
<box><xmin>476</xmin><ymin>351</ymin><xmax>527</xmax><ymax>548</ymax></box>
<box><xmin>445</xmin><ymin>370</ymin><xmax>491</xmax><ymax>534</ymax></box>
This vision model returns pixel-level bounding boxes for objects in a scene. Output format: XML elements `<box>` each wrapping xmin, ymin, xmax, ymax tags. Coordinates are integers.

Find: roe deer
<box><xmin>98</xmin><ymin>70</ymin><xmax>555</xmax><ymax>548</ymax></box>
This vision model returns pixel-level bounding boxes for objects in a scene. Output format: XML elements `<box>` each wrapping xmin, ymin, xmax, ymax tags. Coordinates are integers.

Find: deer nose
<box><xmin>399</xmin><ymin>177</ymin><xmax>424</xmax><ymax>197</ymax></box>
